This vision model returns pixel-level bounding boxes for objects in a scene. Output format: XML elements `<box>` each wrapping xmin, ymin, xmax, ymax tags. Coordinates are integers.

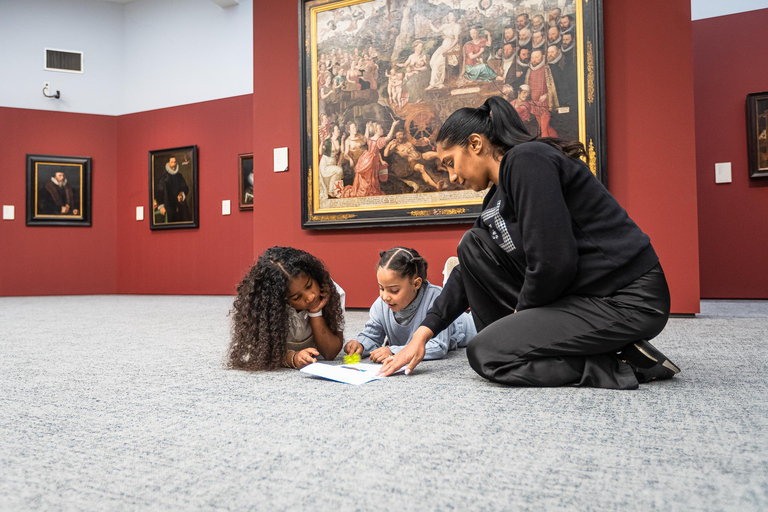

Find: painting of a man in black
<box><xmin>40</xmin><ymin>169</ymin><xmax>79</xmax><ymax>216</ymax></box>
<box><xmin>153</xmin><ymin>156</ymin><xmax>191</xmax><ymax>223</ymax></box>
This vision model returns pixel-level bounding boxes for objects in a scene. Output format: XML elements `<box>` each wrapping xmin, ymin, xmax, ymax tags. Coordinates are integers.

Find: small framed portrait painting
<box><xmin>26</xmin><ymin>154</ymin><xmax>92</xmax><ymax>227</ymax></box>
<box><xmin>149</xmin><ymin>145</ymin><xmax>199</xmax><ymax>230</ymax></box>
<box><xmin>238</xmin><ymin>153</ymin><xmax>254</xmax><ymax>210</ymax></box>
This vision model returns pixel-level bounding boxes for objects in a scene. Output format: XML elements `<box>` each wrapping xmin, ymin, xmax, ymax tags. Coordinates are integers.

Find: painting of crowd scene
<box><xmin>303</xmin><ymin>0</ymin><xmax>586</xmax><ymax>223</ymax></box>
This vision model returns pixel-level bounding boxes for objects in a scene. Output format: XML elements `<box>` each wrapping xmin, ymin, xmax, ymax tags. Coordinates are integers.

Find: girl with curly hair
<box><xmin>343</xmin><ymin>247</ymin><xmax>475</xmax><ymax>363</ymax></box>
<box><xmin>229</xmin><ymin>246</ymin><xmax>345</xmax><ymax>371</ymax></box>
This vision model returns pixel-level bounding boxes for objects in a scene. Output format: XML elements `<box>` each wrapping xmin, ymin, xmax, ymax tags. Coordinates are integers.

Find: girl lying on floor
<box><xmin>228</xmin><ymin>246</ymin><xmax>345</xmax><ymax>371</ymax></box>
<box><xmin>344</xmin><ymin>247</ymin><xmax>476</xmax><ymax>363</ymax></box>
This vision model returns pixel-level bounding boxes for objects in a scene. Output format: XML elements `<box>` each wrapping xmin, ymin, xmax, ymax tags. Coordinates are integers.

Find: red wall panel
<box><xmin>693</xmin><ymin>10</ymin><xmax>768</xmax><ymax>298</ymax></box>
<box><xmin>602</xmin><ymin>0</ymin><xmax>701</xmax><ymax>313</ymax></box>
<box><xmin>253</xmin><ymin>0</ymin><xmax>701</xmax><ymax>313</ymax></box>
<box><xmin>115</xmin><ymin>95</ymin><xmax>255</xmax><ymax>295</ymax></box>
<box><xmin>1</xmin><ymin>97</ymin><xmax>254</xmax><ymax>297</ymax></box>
<box><xmin>0</xmin><ymin>108</ymin><xmax>118</xmax><ymax>296</ymax></box>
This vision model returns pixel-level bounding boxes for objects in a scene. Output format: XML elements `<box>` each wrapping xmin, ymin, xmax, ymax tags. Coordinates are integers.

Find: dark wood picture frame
<box><xmin>148</xmin><ymin>145</ymin><xmax>199</xmax><ymax>230</ymax></box>
<box><xmin>238</xmin><ymin>153</ymin><xmax>254</xmax><ymax>210</ymax></box>
<box><xmin>299</xmin><ymin>0</ymin><xmax>606</xmax><ymax>229</ymax></box>
<box><xmin>26</xmin><ymin>154</ymin><xmax>92</xmax><ymax>227</ymax></box>
<box><xmin>746</xmin><ymin>91</ymin><xmax>768</xmax><ymax>178</ymax></box>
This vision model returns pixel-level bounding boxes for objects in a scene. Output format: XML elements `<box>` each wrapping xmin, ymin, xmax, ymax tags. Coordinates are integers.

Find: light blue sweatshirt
<box><xmin>355</xmin><ymin>282</ymin><xmax>477</xmax><ymax>360</ymax></box>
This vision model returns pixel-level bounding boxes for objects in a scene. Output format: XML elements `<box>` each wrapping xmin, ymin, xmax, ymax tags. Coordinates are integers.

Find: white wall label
<box><xmin>3</xmin><ymin>205</ymin><xmax>15</xmax><ymax>220</ymax></box>
<box><xmin>136</xmin><ymin>206</ymin><xmax>144</xmax><ymax>221</ymax></box>
<box><xmin>222</xmin><ymin>200</ymin><xmax>231</xmax><ymax>215</ymax></box>
<box><xmin>715</xmin><ymin>162</ymin><xmax>732</xmax><ymax>184</ymax></box>
<box><xmin>274</xmin><ymin>147</ymin><xmax>288</xmax><ymax>172</ymax></box>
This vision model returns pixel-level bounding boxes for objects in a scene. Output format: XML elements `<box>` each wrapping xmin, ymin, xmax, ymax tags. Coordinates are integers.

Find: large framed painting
<box><xmin>746</xmin><ymin>91</ymin><xmax>768</xmax><ymax>179</ymax></box>
<box><xmin>26</xmin><ymin>154</ymin><xmax>91</xmax><ymax>227</ymax></box>
<box><xmin>149</xmin><ymin>145</ymin><xmax>199</xmax><ymax>230</ymax></box>
<box><xmin>300</xmin><ymin>0</ymin><xmax>606</xmax><ymax>228</ymax></box>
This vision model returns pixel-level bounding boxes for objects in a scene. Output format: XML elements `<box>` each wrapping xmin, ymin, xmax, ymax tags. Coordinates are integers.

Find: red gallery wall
<box><xmin>115</xmin><ymin>95</ymin><xmax>255</xmax><ymax>295</ymax></box>
<box><xmin>253</xmin><ymin>0</ymin><xmax>701</xmax><ymax>313</ymax></box>
<box><xmin>0</xmin><ymin>108</ymin><xmax>118</xmax><ymax>296</ymax></box>
<box><xmin>693</xmin><ymin>10</ymin><xmax>768</xmax><ymax>298</ymax></box>
<box><xmin>0</xmin><ymin>95</ymin><xmax>254</xmax><ymax>297</ymax></box>
<box><xmin>602</xmin><ymin>0</ymin><xmax>700</xmax><ymax>313</ymax></box>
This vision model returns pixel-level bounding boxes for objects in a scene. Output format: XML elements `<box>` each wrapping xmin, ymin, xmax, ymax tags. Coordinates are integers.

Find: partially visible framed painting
<box><xmin>149</xmin><ymin>145</ymin><xmax>199</xmax><ymax>230</ymax></box>
<box><xmin>26</xmin><ymin>154</ymin><xmax>91</xmax><ymax>227</ymax></box>
<box><xmin>300</xmin><ymin>0</ymin><xmax>606</xmax><ymax>228</ymax></box>
<box><xmin>746</xmin><ymin>91</ymin><xmax>768</xmax><ymax>178</ymax></box>
<box><xmin>238</xmin><ymin>153</ymin><xmax>254</xmax><ymax>210</ymax></box>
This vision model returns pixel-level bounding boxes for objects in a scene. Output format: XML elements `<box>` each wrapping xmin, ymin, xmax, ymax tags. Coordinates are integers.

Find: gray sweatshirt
<box><xmin>355</xmin><ymin>283</ymin><xmax>476</xmax><ymax>360</ymax></box>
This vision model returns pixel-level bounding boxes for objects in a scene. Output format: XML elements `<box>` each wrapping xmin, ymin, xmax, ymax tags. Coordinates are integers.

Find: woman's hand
<box><xmin>369</xmin><ymin>346</ymin><xmax>393</xmax><ymax>363</ymax></box>
<box><xmin>378</xmin><ymin>325</ymin><xmax>433</xmax><ymax>376</ymax></box>
<box><xmin>378</xmin><ymin>340</ymin><xmax>424</xmax><ymax>376</ymax></box>
<box><xmin>344</xmin><ymin>340</ymin><xmax>364</xmax><ymax>355</ymax></box>
<box><xmin>293</xmin><ymin>348</ymin><xmax>320</xmax><ymax>369</ymax></box>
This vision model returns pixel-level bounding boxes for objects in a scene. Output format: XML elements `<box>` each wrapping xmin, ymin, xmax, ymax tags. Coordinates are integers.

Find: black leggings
<box><xmin>458</xmin><ymin>228</ymin><xmax>671</xmax><ymax>390</ymax></box>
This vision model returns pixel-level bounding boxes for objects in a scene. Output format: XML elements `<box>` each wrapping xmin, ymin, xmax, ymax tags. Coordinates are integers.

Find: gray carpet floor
<box><xmin>0</xmin><ymin>296</ymin><xmax>766</xmax><ymax>511</ymax></box>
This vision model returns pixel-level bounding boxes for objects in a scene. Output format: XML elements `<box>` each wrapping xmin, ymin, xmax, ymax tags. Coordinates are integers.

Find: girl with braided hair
<box><xmin>379</xmin><ymin>96</ymin><xmax>680</xmax><ymax>389</ymax></box>
<box><xmin>229</xmin><ymin>246</ymin><xmax>345</xmax><ymax>371</ymax></box>
<box><xmin>343</xmin><ymin>247</ymin><xmax>476</xmax><ymax>363</ymax></box>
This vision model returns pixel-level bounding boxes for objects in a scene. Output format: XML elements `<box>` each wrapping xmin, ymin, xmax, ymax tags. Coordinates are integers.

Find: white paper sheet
<box><xmin>300</xmin><ymin>362</ymin><xmax>405</xmax><ymax>385</ymax></box>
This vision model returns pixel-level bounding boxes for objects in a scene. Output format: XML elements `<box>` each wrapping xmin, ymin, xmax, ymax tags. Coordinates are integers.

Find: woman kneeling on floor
<box><xmin>379</xmin><ymin>96</ymin><xmax>680</xmax><ymax>389</ymax></box>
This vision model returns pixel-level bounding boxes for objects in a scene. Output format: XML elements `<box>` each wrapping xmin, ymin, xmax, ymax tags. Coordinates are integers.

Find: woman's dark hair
<box><xmin>228</xmin><ymin>246</ymin><xmax>344</xmax><ymax>371</ymax></box>
<box><xmin>377</xmin><ymin>247</ymin><xmax>428</xmax><ymax>283</ymax></box>
<box><xmin>435</xmin><ymin>95</ymin><xmax>586</xmax><ymax>161</ymax></box>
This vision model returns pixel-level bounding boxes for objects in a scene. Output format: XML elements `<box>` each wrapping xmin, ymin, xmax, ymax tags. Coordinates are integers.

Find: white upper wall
<box><xmin>2</xmin><ymin>0</ymin><xmax>763</xmax><ymax>115</ymax></box>
<box><xmin>122</xmin><ymin>0</ymin><xmax>253</xmax><ymax>113</ymax></box>
<box><xmin>0</xmin><ymin>0</ymin><xmax>253</xmax><ymax>115</ymax></box>
<box><xmin>0</xmin><ymin>0</ymin><xmax>125</xmax><ymax>115</ymax></box>
<box><xmin>691</xmin><ymin>0</ymin><xmax>768</xmax><ymax>20</ymax></box>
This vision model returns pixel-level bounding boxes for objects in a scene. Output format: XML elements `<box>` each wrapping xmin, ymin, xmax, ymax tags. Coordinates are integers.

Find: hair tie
<box><xmin>478</xmin><ymin>103</ymin><xmax>490</xmax><ymax>114</ymax></box>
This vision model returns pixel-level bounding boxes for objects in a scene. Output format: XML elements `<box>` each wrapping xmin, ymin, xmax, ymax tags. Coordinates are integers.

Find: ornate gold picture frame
<box><xmin>300</xmin><ymin>0</ymin><xmax>606</xmax><ymax>228</ymax></box>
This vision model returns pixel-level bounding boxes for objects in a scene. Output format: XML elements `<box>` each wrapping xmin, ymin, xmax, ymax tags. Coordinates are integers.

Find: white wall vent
<box><xmin>44</xmin><ymin>48</ymin><xmax>83</xmax><ymax>73</ymax></box>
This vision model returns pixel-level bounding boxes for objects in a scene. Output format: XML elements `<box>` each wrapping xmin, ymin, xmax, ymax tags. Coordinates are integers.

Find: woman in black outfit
<box><xmin>379</xmin><ymin>96</ymin><xmax>680</xmax><ymax>389</ymax></box>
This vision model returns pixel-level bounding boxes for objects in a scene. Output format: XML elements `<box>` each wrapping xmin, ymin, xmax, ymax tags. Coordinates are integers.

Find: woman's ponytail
<box><xmin>437</xmin><ymin>95</ymin><xmax>588</xmax><ymax>162</ymax></box>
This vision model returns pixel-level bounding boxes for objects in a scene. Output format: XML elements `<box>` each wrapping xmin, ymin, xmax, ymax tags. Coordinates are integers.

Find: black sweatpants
<box><xmin>458</xmin><ymin>228</ymin><xmax>671</xmax><ymax>390</ymax></box>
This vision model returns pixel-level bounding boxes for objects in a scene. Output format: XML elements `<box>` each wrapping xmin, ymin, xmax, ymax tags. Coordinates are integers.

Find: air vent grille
<box><xmin>45</xmin><ymin>49</ymin><xmax>83</xmax><ymax>73</ymax></box>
